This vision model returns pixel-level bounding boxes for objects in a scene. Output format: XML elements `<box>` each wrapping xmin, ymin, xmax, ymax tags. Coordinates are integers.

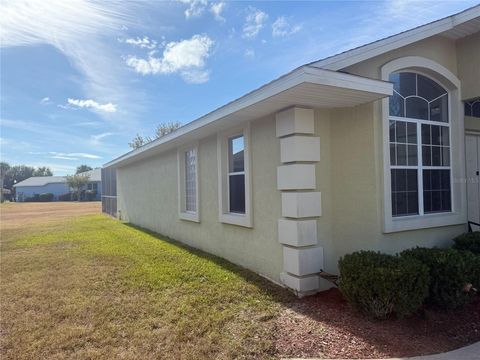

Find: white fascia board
<box><xmin>104</xmin><ymin>66</ymin><xmax>392</xmax><ymax>168</ymax></box>
<box><xmin>311</xmin><ymin>5</ymin><xmax>480</xmax><ymax>71</ymax></box>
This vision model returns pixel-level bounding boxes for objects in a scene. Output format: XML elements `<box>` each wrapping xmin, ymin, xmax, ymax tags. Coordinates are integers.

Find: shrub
<box><xmin>453</xmin><ymin>232</ymin><xmax>480</xmax><ymax>255</ymax></box>
<box><xmin>38</xmin><ymin>193</ymin><xmax>54</xmax><ymax>202</ymax></box>
<box><xmin>401</xmin><ymin>247</ymin><xmax>478</xmax><ymax>309</ymax></box>
<box><xmin>58</xmin><ymin>193</ymin><xmax>72</xmax><ymax>201</ymax></box>
<box><xmin>338</xmin><ymin>251</ymin><xmax>429</xmax><ymax>319</ymax></box>
<box><xmin>85</xmin><ymin>190</ymin><xmax>97</xmax><ymax>201</ymax></box>
<box><xmin>24</xmin><ymin>194</ymin><xmax>40</xmax><ymax>202</ymax></box>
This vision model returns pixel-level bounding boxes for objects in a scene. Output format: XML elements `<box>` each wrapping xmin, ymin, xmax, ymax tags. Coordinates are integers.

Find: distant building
<box><xmin>14</xmin><ymin>168</ymin><xmax>102</xmax><ymax>201</ymax></box>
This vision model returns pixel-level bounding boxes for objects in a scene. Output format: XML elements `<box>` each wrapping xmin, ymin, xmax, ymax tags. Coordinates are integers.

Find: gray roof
<box><xmin>14</xmin><ymin>168</ymin><xmax>101</xmax><ymax>187</ymax></box>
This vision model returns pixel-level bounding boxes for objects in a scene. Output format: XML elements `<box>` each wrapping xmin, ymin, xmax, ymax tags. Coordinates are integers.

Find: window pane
<box><xmin>228</xmin><ymin>136</ymin><xmax>244</xmax><ymax>173</ymax></box>
<box><xmin>422</xmin><ymin>146</ymin><xmax>431</xmax><ymax>166</ymax></box>
<box><xmin>391</xmin><ymin>169</ymin><xmax>418</xmax><ymax>217</ymax></box>
<box><xmin>185</xmin><ymin>149</ymin><xmax>197</xmax><ymax>212</ymax></box>
<box><xmin>396</xmin><ymin>121</ymin><xmax>407</xmax><ymax>142</ymax></box>
<box><xmin>417</xmin><ymin>74</ymin><xmax>446</xmax><ymax>101</ymax></box>
<box><xmin>473</xmin><ymin>101</ymin><xmax>480</xmax><ymax>118</ymax></box>
<box><xmin>421</xmin><ymin>124</ymin><xmax>431</xmax><ymax>145</ymax></box>
<box><xmin>440</xmin><ymin>126</ymin><xmax>449</xmax><ymax>146</ymax></box>
<box><xmin>390</xmin><ymin>144</ymin><xmax>396</xmax><ymax>165</ymax></box>
<box><xmin>389</xmin><ymin>92</ymin><xmax>405</xmax><ymax>117</ymax></box>
<box><xmin>431</xmin><ymin>126</ymin><xmax>441</xmax><ymax>145</ymax></box>
<box><xmin>407</xmin><ymin>122</ymin><xmax>417</xmax><ymax>144</ymax></box>
<box><xmin>429</xmin><ymin>95</ymin><xmax>448</xmax><ymax>123</ymax></box>
<box><xmin>229</xmin><ymin>174</ymin><xmax>245</xmax><ymax>213</ymax></box>
<box><xmin>396</xmin><ymin>144</ymin><xmax>407</xmax><ymax>165</ymax></box>
<box><xmin>406</xmin><ymin>97</ymin><xmax>429</xmax><ymax>120</ymax></box>
<box><xmin>407</xmin><ymin>145</ymin><xmax>417</xmax><ymax>166</ymax></box>
<box><xmin>423</xmin><ymin>169</ymin><xmax>451</xmax><ymax>213</ymax></box>
<box><xmin>389</xmin><ymin>120</ymin><xmax>395</xmax><ymax>142</ymax></box>
<box><xmin>390</xmin><ymin>72</ymin><xmax>416</xmax><ymax>97</ymax></box>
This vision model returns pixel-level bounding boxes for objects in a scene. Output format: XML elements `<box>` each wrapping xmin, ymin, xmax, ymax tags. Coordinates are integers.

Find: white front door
<box><xmin>465</xmin><ymin>134</ymin><xmax>480</xmax><ymax>228</ymax></box>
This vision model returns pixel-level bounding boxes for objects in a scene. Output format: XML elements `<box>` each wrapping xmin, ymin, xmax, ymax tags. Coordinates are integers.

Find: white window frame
<box><xmin>217</xmin><ymin>123</ymin><xmax>253</xmax><ymax>228</ymax></box>
<box><xmin>177</xmin><ymin>142</ymin><xmax>200</xmax><ymax>223</ymax></box>
<box><xmin>381</xmin><ymin>56</ymin><xmax>467</xmax><ymax>233</ymax></box>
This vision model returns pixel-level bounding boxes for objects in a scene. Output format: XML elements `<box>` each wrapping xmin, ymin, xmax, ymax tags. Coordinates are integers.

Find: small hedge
<box><xmin>25</xmin><ymin>193</ymin><xmax>54</xmax><ymax>202</ymax></box>
<box><xmin>58</xmin><ymin>193</ymin><xmax>72</xmax><ymax>201</ymax></box>
<box><xmin>401</xmin><ymin>247</ymin><xmax>478</xmax><ymax>309</ymax></box>
<box><xmin>453</xmin><ymin>232</ymin><xmax>480</xmax><ymax>255</ymax></box>
<box><xmin>338</xmin><ymin>251</ymin><xmax>429</xmax><ymax>319</ymax></box>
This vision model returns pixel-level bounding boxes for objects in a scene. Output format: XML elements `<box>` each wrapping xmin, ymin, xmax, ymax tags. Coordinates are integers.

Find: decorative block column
<box><xmin>276</xmin><ymin>107</ymin><xmax>323</xmax><ymax>296</ymax></box>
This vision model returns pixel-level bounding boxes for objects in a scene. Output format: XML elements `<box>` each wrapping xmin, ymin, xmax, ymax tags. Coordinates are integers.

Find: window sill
<box><xmin>384</xmin><ymin>211</ymin><xmax>466</xmax><ymax>233</ymax></box>
<box><xmin>220</xmin><ymin>212</ymin><xmax>252</xmax><ymax>228</ymax></box>
<box><xmin>179</xmin><ymin>211</ymin><xmax>200</xmax><ymax>223</ymax></box>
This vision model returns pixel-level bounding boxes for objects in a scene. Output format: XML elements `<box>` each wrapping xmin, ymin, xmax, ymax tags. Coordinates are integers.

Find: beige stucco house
<box><xmin>103</xmin><ymin>6</ymin><xmax>480</xmax><ymax>296</ymax></box>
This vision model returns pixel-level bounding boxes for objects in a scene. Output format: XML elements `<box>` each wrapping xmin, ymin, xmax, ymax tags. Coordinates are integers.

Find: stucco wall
<box><xmin>456</xmin><ymin>32</ymin><xmax>480</xmax><ymax>101</ymax></box>
<box><xmin>320</xmin><ymin>33</ymin><xmax>472</xmax><ymax>272</ymax></box>
<box><xmin>117</xmin><ymin>115</ymin><xmax>284</xmax><ymax>283</ymax></box>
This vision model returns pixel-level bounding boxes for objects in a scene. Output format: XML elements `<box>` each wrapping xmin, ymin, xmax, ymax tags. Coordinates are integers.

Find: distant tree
<box><xmin>128</xmin><ymin>122</ymin><xmax>182</xmax><ymax>150</ymax></box>
<box><xmin>128</xmin><ymin>133</ymin><xmax>152</xmax><ymax>150</ymax></box>
<box><xmin>0</xmin><ymin>162</ymin><xmax>10</xmax><ymax>202</ymax></box>
<box><xmin>155</xmin><ymin>121</ymin><xmax>182</xmax><ymax>138</ymax></box>
<box><xmin>76</xmin><ymin>165</ymin><xmax>93</xmax><ymax>174</ymax></box>
<box><xmin>65</xmin><ymin>173</ymin><xmax>91</xmax><ymax>201</ymax></box>
<box><xmin>3</xmin><ymin>165</ymin><xmax>35</xmax><ymax>190</ymax></box>
<box><xmin>33</xmin><ymin>166</ymin><xmax>53</xmax><ymax>176</ymax></box>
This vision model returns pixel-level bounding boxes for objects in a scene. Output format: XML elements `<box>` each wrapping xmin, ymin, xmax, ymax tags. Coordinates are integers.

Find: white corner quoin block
<box><xmin>278</xmin><ymin>218</ymin><xmax>318</xmax><ymax>247</ymax></box>
<box><xmin>282</xmin><ymin>192</ymin><xmax>322</xmax><ymax>218</ymax></box>
<box><xmin>276</xmin><ymin>107</ymin><xmax>315</xmax><ymax>138</ymax></box>
<box><xmin>280</xmin><ymin>272</ymin><xmax>319</xmax><ymax>293</ymax></box>
<box><xmin>277</xmin><ymin>164</ymin><xmax>316</xmax><ymax>190</ymax></box>
<box><xmin>280</xmin><ymin>135</ymin><xmax>320</xmax><ymax>163</ymax></box>
<box><xmin>283</xmin><ymin>246</ymin><xmax>324</xmax><ymax>276</ymax></box>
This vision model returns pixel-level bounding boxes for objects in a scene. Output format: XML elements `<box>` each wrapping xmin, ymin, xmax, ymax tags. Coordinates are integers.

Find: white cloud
<box><xmin>179</xmin><ymin>0</ymin><xmax>207</xmax><ymax>19</ymax></box>
<box><xmin>49</xmin><ymin>152</ymin><xmax>101</xmax><ymax>159</ymax></box>
<box><xmin>0</xmin><ymin>0</ymin><xmax>140</xmax><ymax>126</ymax></box>
<box><xmin>272</xmin><ymin>16</ymin><xmax>301</xmax><ymax>38</ymax></box>
<box><xmin>242</xmin><ymin>7</ymin><xmax>268</xmax><ymax>39</ymax></box>
<box><xmin>244</xmin><ymin>49</ymin><xmax>255</xmax><ymax>59</ymax></box>
<box><xmin>40</xmin><ymin>97</ymin><xmax>51</xmax><ymax>104</ymax></box>
<box><xmin>122</xmin><ymin>36</ymin><xmax>157</xmax><ymax>49</ymax></box>
<box><xmin>90</xmin><ymin>132</ymin><xmax>114</xmax><ymax>146</ymax></box>
<box><xmin>210</xmin><ymin>2</ymin><xmax>226</xmax><ymax>22</ymax></box>
<box><xmin>67</xmin><ymin>98</ymin><xmax>117</xmax><ymax>113</ymax></box>
<box><xmin>126</xmin><ymin>34</ymin><xmax>214</xmax><ymax>83</ymax></box>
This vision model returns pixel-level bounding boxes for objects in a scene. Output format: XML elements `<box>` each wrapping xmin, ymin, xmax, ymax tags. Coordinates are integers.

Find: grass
<box><xmin>1</xmin><ymin>204</ymin><xmax>292</xmax><ymax>359</ymax></box>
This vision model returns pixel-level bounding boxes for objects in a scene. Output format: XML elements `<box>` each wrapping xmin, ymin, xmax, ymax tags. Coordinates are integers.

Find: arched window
<box><xmin>388</xmin><ymin>72</ymin><xmax>451</xmax><ymax>217</ymax></box>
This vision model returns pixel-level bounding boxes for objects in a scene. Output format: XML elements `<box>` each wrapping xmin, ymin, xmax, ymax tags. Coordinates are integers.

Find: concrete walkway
<box><xmin>287</xmin><ymin>341</ymin><xmax>480</xmax><ymax>360</ymax></box>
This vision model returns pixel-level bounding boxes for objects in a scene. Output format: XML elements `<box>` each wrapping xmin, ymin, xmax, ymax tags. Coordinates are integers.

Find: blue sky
<box><xmin>1</xmin><ymin>0</ymin><xmax>477</xmax><ymax>175</ymax></box>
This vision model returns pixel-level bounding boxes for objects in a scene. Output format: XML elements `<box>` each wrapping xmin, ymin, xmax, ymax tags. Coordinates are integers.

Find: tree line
<box><xmin>0</xmin><ymin>163</ymin><xmax>94</xmax><ymax>201</ymax></box>
<box><xmin>128</xmin><ymin>122</ymin><xmax>182</xmax><ymax>149</ymax></box>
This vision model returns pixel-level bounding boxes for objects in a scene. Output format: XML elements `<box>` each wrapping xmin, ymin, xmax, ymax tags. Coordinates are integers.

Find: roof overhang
<box><xmin>105</xmin><ymin>65</ymin><xmax>392</xmax><ymax>168</ymax></box>
<box><xmin>311</xmin><ymin>5</ymin><xmax>480</xmax><ymax>71</ymax></box>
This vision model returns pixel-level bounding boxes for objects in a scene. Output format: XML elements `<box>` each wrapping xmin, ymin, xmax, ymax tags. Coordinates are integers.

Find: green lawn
<box><xmin>1</xmin><ymin>211</ymin><xmax>292</xmax><ymax>359</ymax></box>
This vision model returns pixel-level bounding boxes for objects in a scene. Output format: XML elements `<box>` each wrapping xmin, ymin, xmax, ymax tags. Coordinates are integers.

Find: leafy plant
<box><xmin>453</xmin><ymin>232</ymin><xmax>480</xmax><ymax>255</ymax></box>
<box><xmin>401</xmin><ymin>247</ymin><xmax>478</xmax><ymax>309</ymax></box>
<box><xmin>338</xmin><ymin>251</ymin><xmax>429</xmax><ymax>318</ymax></box>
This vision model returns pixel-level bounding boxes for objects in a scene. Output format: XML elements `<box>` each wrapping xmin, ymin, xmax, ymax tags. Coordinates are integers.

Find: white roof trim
<box><xmin>310</xmin><ymin>5</ymin><xmax>480</xmax><ymax>71</ymax></box>
<box><xmin>104</xmin><ymin>65</ymin><xmax>392</xmax><ymax>168</ymax></box>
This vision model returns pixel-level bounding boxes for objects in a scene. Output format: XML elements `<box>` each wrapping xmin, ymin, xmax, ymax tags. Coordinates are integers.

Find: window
<box><xmin>465</xmin><ymin>98</ymin><xmax>480</xmax><ymax>118</ymax></box>
<box><xmin>389</xmin><ymin>72</ymin><xmax>451</xmax><ymax>217</ymax></box>
<box><xmin>218</xmin><ymin>124</ymin><xmax>252</xmax><ymax>227</ymax></box>
<box><xmin>228</xmin><ymin>136</ymin><xmax>245</xmax><ymax>213</ymax></box>
<box><xmin>177</xmin><ymin>144</ymin><xmax>199</xmax><ymax>222</ymax></box>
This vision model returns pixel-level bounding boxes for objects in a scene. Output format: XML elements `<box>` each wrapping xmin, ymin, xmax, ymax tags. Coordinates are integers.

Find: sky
<box><xmin>0</xmin><ymin>0</ymin><xmax>478</xmax><ymax>175</ymax></box>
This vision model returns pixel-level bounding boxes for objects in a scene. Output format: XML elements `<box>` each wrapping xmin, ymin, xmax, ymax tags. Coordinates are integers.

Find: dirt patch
<box><xmin>0</xmin><ymin>202</ymin><xmax>101</xmax><ymax>230</ymax></box>
<box><xmin>275</xmin><ymin>288</ymin><xmax>480</xmax><ymax>359</ymax></box>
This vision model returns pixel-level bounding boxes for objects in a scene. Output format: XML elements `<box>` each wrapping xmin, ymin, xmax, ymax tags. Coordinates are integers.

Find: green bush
<box><xmin>338</xmin><ymin>251</ymin><xmax>429</xmax><ymax>319</ymax></box>
<box><xmin>401</xmin><ymin>247</ymin><xmax>478</xmax><ymax>309</ymax></box>
<box><xmin>38</xmin><ymin>193</ymin><xmax>54</xmax><ymax>202</ymax></box>
<box><xmin>58</xmin><ymin>193</ymin><xmax>72</xmax><ymax>201</ymax></box>
<box><xmin>453</xmin><ymin>232</ymin><xmax>480</xmax><ymax>255</ymax></box>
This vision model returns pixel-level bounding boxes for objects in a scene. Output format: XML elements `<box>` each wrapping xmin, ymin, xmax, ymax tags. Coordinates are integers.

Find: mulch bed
<box><xmin>275</xmin><ymin>288</ymin><xmax>480</xmax><ymax>359</ymax></box>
